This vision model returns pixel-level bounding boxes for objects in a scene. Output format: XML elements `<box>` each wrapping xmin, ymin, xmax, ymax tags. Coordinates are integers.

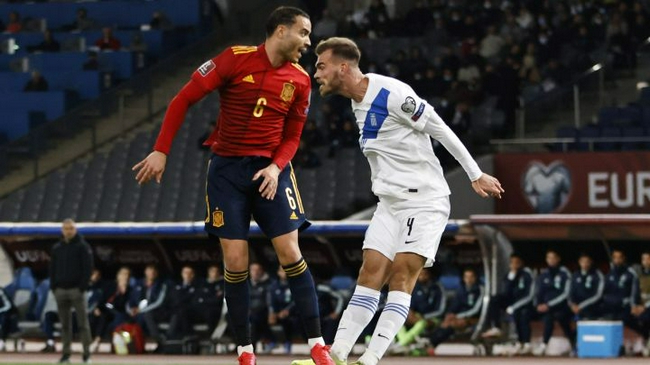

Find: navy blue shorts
<box><xmin>204</xmin><ymin>154</ymin><xmax>310</xmax><ymax>240</ymax></box>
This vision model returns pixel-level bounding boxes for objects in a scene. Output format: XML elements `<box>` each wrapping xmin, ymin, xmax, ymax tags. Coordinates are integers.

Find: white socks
<box><xmin>308</xmin><ymin>337</ymin><xmax>325</xmax><ymax>349</ymax></box>
<box><xmin>237</xmin><ymin>344</ymin><xmax>254</xmax><ymax>356</ymax></box>
<box><xmin>330</xmin><ymin>285</ymin><xmax>381</xmax><ymax>361</ymax></box>
<box><xmin>359</xmin><ymin>291</ymin><xmax>411</xmax><ymax>365</ymax></box>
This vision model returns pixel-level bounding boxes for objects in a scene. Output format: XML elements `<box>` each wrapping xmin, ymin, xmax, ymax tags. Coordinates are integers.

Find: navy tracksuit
<box><xmin>602</xmin><ymin>264</ymin><xmax>648</xmax><ymax>339</ymax></box>
<box><xmin>166</xmin><ymin>279</ymin><xmax>200</xmax><ymax>339</ymax></box>
<box><xmin>569</xmin><ymin>268</ymin><xmax>604</xmax><ymax>320</ymax></box>
<box><xmin>638</xmin><ymin>267</ymin><xmax>650</xmax><ymax>336</ymax></box>
<box><xmin>429</xmin><ymin>283</ymin><xmax>483</xmax><ymax>347</ymax></box>
<box><xmin>194</xmin><ymin>278</ymin><xmax>225</xmax><ymax>333</ymax></box>
<box><xmin>0</xmin><ymin>287</ymin><xmax>18</xmax><ymax>340</ymax></box>
<box><xmin>536</xmin><ymin>265</ymin><xmax>574</xmax><ymax>345</ymax></box>
<box><xmin>602</xmin><ymin>265</ymin><xmax>641</xmax><ymax>315</ymax></box>
<box><xmin>129</xmin><ymin>279</ymin><xmax>168</xmax><ymax>340</ymax></box>
<box><xmin>486</xmin><ymin>267</ymin><xmax>535</xmax><ymax>343</ymax></box>
<box><xmin>411</xmin><ymin>281</ymin><xmax>446</xmax><ymax>320</ymax></box>
<box><xmin>267</xmin><ymin>278</ymin><xmax>297</xmax><ymax>343</ymax></box>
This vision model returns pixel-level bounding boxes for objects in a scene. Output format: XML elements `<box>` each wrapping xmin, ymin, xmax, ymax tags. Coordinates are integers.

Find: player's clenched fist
<box><xmin>132</xmin><ymin>150</ymin><xmax>167</xmax><ymax>185</ymax></box>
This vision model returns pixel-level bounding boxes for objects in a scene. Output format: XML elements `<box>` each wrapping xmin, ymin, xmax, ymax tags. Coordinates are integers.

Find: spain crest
<box><xmin>281</xmin><ymin>82</ymin><xmax>296</xmax><ymax>102</ymax></box>
<box><xmin>212</xmin><ymin>210</ymin><xmax>224</xmax><ymax>227</ymax></box>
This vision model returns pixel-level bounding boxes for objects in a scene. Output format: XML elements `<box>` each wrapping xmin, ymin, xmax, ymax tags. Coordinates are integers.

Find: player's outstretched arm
<box><xmin>471</xmin><ymin>173</ymin><xmax>504</xmax><ymax>199</ymax></box>
<box><xmin>132</xmin><ymin>151</ymin><xmax>167</xmax><ymax>185</ymax></box>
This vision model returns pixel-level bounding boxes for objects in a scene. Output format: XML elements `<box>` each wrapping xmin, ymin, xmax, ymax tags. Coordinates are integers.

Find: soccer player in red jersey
<box><xmin>132</xmin><ymin>7</ymin><xmax>334</xmax><ymax>365</ymax></box>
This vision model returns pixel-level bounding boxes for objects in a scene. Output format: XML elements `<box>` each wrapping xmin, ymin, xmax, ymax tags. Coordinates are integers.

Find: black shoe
<box><xmin>58</xmin><ymin>354</ymin><xmax>71</xmax><ymax>364</ymax></box>
<box><xmin>41</xmin><ymin>344</ymin><xmax>55</xmax><ymax>353</ymax></box>
<box><xmin>82</xmin><ymin>353</ymin><xmax>91</xmax><ymax>364</ymax></box>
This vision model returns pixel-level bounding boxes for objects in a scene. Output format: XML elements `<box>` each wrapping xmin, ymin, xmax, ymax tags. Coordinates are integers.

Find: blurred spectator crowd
<box><xmin>295</xmin><ymin>0</ymin><xmax>649</xmax><ymax>168</ymax></box>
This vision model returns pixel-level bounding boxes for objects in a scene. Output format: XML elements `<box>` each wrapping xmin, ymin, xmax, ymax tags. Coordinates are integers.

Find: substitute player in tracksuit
<box><xmin>129</xmin><ymin>264</ymin><xmax>168</xmax><ymax>348</ymax></box>
<box><xmin>482</xmin><ymin>253</ymin><xmax>535</xmax><ymax>355</ymax></box>
<box><xmin>0</xmin><ymin>286</ymin><xmax>18</xmax><ymax>352</ymax></box>
<box><xmin>638</xmin><ymin>252</ymin><xmax>650</xmax><ymax>356</ymax></box>
<box><xmin>534</xmin><ymin>250</ymin><xmax>574</xmax><ymax>356</ymax></box>
<box><xmin>601</xmin><ymin>250</ymin><xmax>648</xmax><ymax>344</ymax></box>
<box><xmin>569</xmin><ymin>253</ymin><xmax>604</xmax><ymax>320</ymax></box>
<box><xmin>427</xmin><ymin>268</ymin><xmax>484</xmax><ymax>349</ymax></box>
<box><xmin>268</xmin><ymin>266</ymin><xmax>297</xmax><ymax>353</ymax></box>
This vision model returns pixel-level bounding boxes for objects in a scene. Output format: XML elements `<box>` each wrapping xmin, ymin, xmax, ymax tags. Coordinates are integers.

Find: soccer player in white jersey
<box><xmin>304</xmin><ymin>37</ymin><xmax>504</xmax><ymax>365</ymax></box>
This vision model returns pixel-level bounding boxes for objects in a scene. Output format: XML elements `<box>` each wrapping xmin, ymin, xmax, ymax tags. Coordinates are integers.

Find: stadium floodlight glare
<box><xmin>591</xmin><ymin>63</ymin><xmax>602</xmax><ymax>72</ymax></box>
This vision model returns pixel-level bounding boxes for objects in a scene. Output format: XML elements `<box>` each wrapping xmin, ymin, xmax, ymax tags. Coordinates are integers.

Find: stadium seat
<box><xmin>439</xmin><ymin>274</ymin><xmax>462</xmax><ymax>292</ymax></box>
<box><xmin>642</xmin><ymin>106</ymin><xmax>650</xmax><ymax>127</ymax></box>
<box><xmin>551</xmin><ymin>126</ymin><xmax>576</xmax><ymax>151</ymax></box>
<box><xmin>597</xmin><ymin>106</ymin><xmax>620</xmax><ymax>126</ymax></box>
<box><xmin>0</xmin><ymin>188</ymin><xmax>25</xmax><ymax>222</ymax></box>
<box><xmin>576</xmin><ymin>125</ymin><xmax>599</xmax><ymax>151</ymax></box>
<box><xmin>619</xmin><ymin>105</ymin><xmax>642</xmax><ymax>124</ymax></box>
<box><xmin>77</xmin><ymin>154</ymin><xmax>108</xmax><ymax>221</ymax></box>
<box><xmin>596</xmin><ymin>126</ymin><xmax>621</xmax><ymax>151</ymax></box>
<box><xmin>58</xmin><ymin>162</ymin><xmax>88</xmax><ymax>220</ymax></box>
<box><xmin>620</xmin><ymin>126</ymin><xmax>645</xmax><ymax>150</ymax></box>
<box><xmin>7</xmin><ymin>267</ymin><xmax>37</xmax><ymax>321</ymax></box>
<box><xmin>639</xmin><ymin>87</ymin><xmax>650</xmax><ymax>105</ymax></box>
<box><xmin>330</xmin><ymin>275</ymin><xmax>355</xmax><ymax>300</ymax></box>
<box><xmin>17</xmin><ymin>180</ymin><xmax>46</xmax><ymax>222</ymax></box>
<box><xmin>37</xmin><ymin>171</ymin><xmax>66</xmax><ymax>222</ymax></box>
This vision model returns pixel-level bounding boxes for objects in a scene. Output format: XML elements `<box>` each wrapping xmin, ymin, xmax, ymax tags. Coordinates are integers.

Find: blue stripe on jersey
<box><xmin>361</xmin><ymin>88</ymin><xmax>390</xmax><ymax>141</ymax></box>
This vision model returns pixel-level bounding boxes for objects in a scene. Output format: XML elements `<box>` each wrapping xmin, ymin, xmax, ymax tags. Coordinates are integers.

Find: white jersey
<box><xmin>351</xmin><ymin>73</ymin><xmax>483</xmax><ymax>201</ymax></box>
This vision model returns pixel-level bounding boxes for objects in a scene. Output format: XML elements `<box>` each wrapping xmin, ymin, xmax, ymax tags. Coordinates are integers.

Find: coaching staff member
<box><xmin>50</xmin><ymin>218</ymin><xmax>93</xmax><ymax>364</ymax></box>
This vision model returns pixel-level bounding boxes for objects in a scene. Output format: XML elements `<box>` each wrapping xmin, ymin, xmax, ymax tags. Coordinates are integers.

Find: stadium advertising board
<box><xmin>494</xmin><ymin>152</ymin><xmax>650</xmax><ymax>214</ymax></box>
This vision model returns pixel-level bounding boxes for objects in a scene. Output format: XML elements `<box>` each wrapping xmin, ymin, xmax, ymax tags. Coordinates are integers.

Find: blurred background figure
<box><xmin>129</xmin><ymin>264</ymin><xmax>167</xmax><ymax>351</ymax></box>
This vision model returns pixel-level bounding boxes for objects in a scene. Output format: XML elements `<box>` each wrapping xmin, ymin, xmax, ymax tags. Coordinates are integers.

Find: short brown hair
<box><xmin>315</xmin><ymin>37</ymin><xmax>361</xmax><ymax>64</ymax></box>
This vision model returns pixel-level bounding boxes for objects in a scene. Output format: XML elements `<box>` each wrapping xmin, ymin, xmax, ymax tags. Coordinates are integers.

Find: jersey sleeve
<box><xmin>272</xmin><ymin>76</ymin><xmax>311</xmax><ymax>170</ymax></box>
<box><xmin>393</xmin><ymin>86</ymin><xmax>483</xmax><ymax>182</ymax></box>
<box><xmin>153</xmin><ymin>49</ymin><xmax>235</xmax><ymax>154</ymax></box>
<box><xmin>190</xmin><ymin>49</ymin><xmax>235</xmax><ymax>93</ymax></box>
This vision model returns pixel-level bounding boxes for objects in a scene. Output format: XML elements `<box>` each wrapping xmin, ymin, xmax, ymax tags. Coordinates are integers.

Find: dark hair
<box><xmin>546</xmin><ymin>249</ymin><xmax>560</xmax><ymax>257</ymax></box>
<box><xmin>315</xmin><ymin>37</ymin><xmax>361</xmax><ymax>64</ymax></box>
<box><xmin>510</xmin><ymin>253</ymin><xmax>523</xmax><ymax>260</ymax></box>
<box><xmin>463</xmin><ymin>267</ymin><xmax>477</xmax><ymax>276</ymax></box>
<box><xmin>611</xmin><ymin>249</ymin><xmax>625</xmax><ymax>256</ymax></box>
<box><xmin>578</xmin><ymin>252</ymin><xmax>592</xmax><ymax>260</ymax></box>
<box><xmin>265</xmin><ymin>6</ymin><xmax>309</xmax><ymax>37</ymax></box>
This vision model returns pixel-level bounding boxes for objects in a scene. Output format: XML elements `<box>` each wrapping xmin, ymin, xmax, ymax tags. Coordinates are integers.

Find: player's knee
<box><xmin>274</xmin><ymin>246</ymin><xmax>302</xmax><ymax>266</ymax></box>
<box><xmin>271</xmin><ymin>232</ymin><xmax>302</xmax><ymax>266</ymax></box>
<box><xmin>387</xmin><ymin>267</ymin><xmax>418</xmax><ymax>293</ymax></box>
<box><xmin>357</xmin><ymin>261</ymin><xmax>387</xmax><ymax>290</ymax></box>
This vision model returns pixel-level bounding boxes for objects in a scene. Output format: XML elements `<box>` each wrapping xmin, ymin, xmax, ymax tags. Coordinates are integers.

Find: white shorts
<box><xmin>363</xmin><ymin>195</ymin><xmax>450</xmax><ymax>267</ymax></box>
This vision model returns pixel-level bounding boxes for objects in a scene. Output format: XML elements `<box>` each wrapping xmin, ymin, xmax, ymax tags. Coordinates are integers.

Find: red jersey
<box><xmin>153</xmin><ymin>44</ymin><xmax>311</xmax><ymax>169</ymax></box>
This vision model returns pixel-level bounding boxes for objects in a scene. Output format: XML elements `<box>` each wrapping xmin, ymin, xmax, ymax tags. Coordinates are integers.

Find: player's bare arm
<box><xmin>253</xmin><ymin>163</ymin><xmax>281</xmax><ymax>200</ymax></box>
<box><xmin>132</xmin><ymin>150</ymin><xmax>167</xmax><ymax>185</ymax></box>
<box><xmin>472</xmin><ymin>173</ymin><xmax>504</xmax><ymax>199</ymax></box>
